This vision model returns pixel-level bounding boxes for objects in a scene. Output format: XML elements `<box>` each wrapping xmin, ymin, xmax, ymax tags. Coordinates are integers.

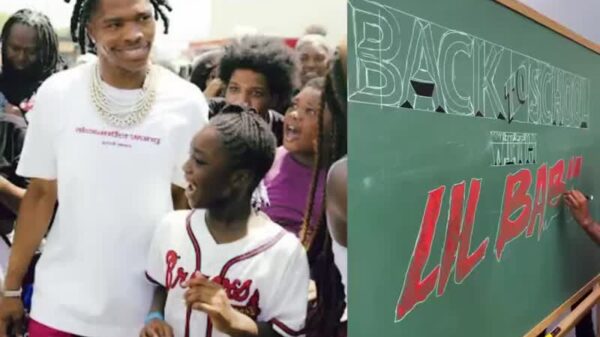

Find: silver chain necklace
<box><xmin>90</xmin><ymin>63</ymin><xmax>158</xmax><ymax>128</ymax></box>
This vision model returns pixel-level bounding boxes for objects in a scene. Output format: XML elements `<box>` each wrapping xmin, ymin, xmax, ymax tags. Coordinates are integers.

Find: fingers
<box><xmin>184</xmin><ymin>287</ymin><xmax>212</xmax><ymax>306</ymax></box>
<box><xmin>140</xmin><ymin>327</ymin><xmax>152</xmax><ymax>337</ymax></box>
<box><xmin>572</xmin><ymin>190</ymin><xmax>588</xmax><ymax>203</ymax></box>
<box><xmin>8</xmin><ymin>316</ymin><xmax>24</xmax><ymax>337</ymax></box>
<box><xmin>12</xmin><ymin>319</ymin><xmax>25</xmax><ymax>337</ymax></box>
<box><xmin>564</xmin><ymin>194</ymin><xmax>577</xmax><ymax>208</ymax></box>
<box><xmin>140</xmin><ymin>324</ymin><xmax>163</xmax><ymax>337</ymax></box>
<box><xmin>162</xmin><ymin>322</ymin><xmax>174</xmax><ymax>337</ymax></box>
<box><xmin>0</xmin><ymin>320</ymin><xmax>6</xmax><ymax>337</ymax></box>
<box><xmin>190</xmin><ymin>302</ymin><xmax>217</xmax><ymax>315</ymax></box>
<box><xmin>183</xmin><ymin>273</ymin><xmax>219</xmax><ymax>289</ymax></box>
<box><xmin>564</xmin><ymin>190</ymin><xmax>587</xmax><ymax>209</ymax></box>
<box><xmin>182</xmin><ymin>272</ymin><xmax>205</xmax><ymax>287</ymax></box>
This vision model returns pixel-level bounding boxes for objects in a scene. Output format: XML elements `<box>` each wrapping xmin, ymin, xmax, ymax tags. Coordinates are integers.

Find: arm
<box><xmin>564</xmin><ymin>189</ymin><xmax>600</xmax><ymax>244</ymax></box>
<box><xmin>142</xmin><ymin>215</ymin><xmax>177</xmax><ymax>337</ymax></box>
<box><xmin>326</xmin><ymin>158</ymin><xmax>347</xmax><ymax>247</ymax></box>
<box><xmin>4</xmin><ymin>178</ymin><xmax>56</xmax><ymax>290</ymax></box>
<box><xmin>220</xmin><ymin>310</ymin><xmax>280</xmax><ymax>337</ymax></box>
<box><xmin>149</xmin><ymin>286</ymin><xmax>168</xmax><ymax>314</ymax></box>
<box><xmin>0</xmin><ymin>179</ymin><xmax>56</xmax><ymax>336</ymax></box>
<box><xmin>0</xmin><ymin>176</ymin><xmax>25</xmax><ymax>215</ymax></box>
<box><xmin>171</xmin><ymin>185</ymin><xmax>189</xmax><ymax>210</ymax></box>
<box><xmin>140</xmin><ymin>286</ymin><xmax>174</xmax><ymax>337</ymax></box>
<box><xmin>581</xmin><ymin>221</ymin><xmax>600</xmax><ymax>245</ymax></box>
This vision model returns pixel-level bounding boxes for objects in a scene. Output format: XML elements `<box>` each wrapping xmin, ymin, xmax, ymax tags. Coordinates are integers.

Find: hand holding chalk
<box><xmin>564</xmin><ymin>190</ymin><xmax>594</xmax><ymax>229</ymax></box>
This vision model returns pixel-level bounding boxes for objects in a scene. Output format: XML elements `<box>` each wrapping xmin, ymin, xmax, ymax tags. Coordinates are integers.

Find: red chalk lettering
<box><xmin>455</xmin><ymin>179</ymin><xmax>489</xmax><ymax>282</ymax></box>
<box><xmin>437</xmin><ymin>182</ymin><xmax>464</xmax><ymax>296</ymax></box>
<box><xmin>495</xmin><ymin>169</ymin><xmax>532</xmax><ymax>260</ymax></box>
<box><xmin>547</xmin><ymin>159</ymin><xmax>565</xmax><ymax>208</ymax></box>
<box><xmin>526</xmin><ymin>164</ymin><xmax>547</xmax><ymax>239</ymax></box>
<box><xmin>396</xmin><ymin>186</ymin><xmax>444</xmax><ymax>321</ymax></box>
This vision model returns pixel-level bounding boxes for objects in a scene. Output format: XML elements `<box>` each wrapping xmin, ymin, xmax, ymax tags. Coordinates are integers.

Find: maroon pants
<box><xmin>28</xmin><ymin>319</ymin><xmax>80</xmax><ymax>337</ymax></box>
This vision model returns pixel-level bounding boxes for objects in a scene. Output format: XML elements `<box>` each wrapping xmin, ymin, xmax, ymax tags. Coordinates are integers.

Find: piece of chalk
<box><xmin>586</xmin><ymin>194</ymin><xmax>594</xmax><ymax>201</ymax></box>
<box><xmin>546</xmin><ymin>326</ymin><xmax>562</xmax><ymax>337</ymax></box>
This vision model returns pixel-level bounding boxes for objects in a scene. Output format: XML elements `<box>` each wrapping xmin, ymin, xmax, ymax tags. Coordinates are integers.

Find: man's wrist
<box><xmin>4</xmin><ymin>273</ymin><xmax>24</xmax><ymax>292</ymax></box>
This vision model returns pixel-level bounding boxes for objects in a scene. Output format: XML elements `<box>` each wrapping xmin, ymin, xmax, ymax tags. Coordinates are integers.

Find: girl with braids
<box><xmin>263</xmin><ymin>77</ymin><xmax>328</xmax><ymax>239</ymax></box>
<box><xmin>323</xmin><ymin>41</ymin><xmax>348</xmax><ymax>337</ymax></box>
<box><xmin>0</xmin><ymin>0</ymin><xmax>209</xmax><ymax>336</ymax></box>
<box><xmin>302</xmin><ymin>41</ymin><xmax>347</xmax><ymax>337</ymax></box>
<box><xmin>143</xmin><ymin>104</ymin><xmax>309</xmax><ymax>337</ymax></box>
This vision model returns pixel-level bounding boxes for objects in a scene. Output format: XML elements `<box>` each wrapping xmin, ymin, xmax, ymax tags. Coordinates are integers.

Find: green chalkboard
<box><xmin>348</xmin><ymin>0</ymin><xmax>600</xmax><ymax>336</ymax></box>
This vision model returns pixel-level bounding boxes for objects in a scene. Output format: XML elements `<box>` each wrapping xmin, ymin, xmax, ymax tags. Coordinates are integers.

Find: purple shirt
<box><xmin>263</xmin><ymin>147</ymin><xmax>326</xmax><ymax>237</ymax></box>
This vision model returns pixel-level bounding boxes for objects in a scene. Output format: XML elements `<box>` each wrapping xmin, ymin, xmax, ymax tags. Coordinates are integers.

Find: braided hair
<box><xmin>302</xmin><ymin>41</ymin><xmax>348</xmax><ymax>337</ymax></box>
<box><xmin>0</xmin><ymin>9</ymin><xmax>59</xmax><ymax>105</ymax></box>
<box><xmin>300</xmin><ymin>43</ymin><xmax>347</xmax><ymax>247</ymax></box>
<box><xmin>63</xmin><ymin>0</ymin><xmax>172</xmax><ymax>53</ymax></box>
<box><xmin>210</xmin><ymin>104</ymin><xmax>277</xmax><ymax>195</ymax></box>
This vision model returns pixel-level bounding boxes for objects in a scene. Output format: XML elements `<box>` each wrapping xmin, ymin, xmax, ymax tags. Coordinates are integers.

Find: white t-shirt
<box><xmin>146</xmin><ymin>210</ymin><xmax>309</xmax><ymax>337</ymax></box>
<box><xmin>331</xmin><ymin>240</ymin><xmax>347</xmax><ymax>322</ymax></box>
<box><xmin>327</xmin><ymin>158</ymin><xmax>348</xmax><ymax>322</ymax></box>
<box><xmin>16</xmin><ymin>61</ymin><xmax>209</xmax><ymax>337</ymax></box>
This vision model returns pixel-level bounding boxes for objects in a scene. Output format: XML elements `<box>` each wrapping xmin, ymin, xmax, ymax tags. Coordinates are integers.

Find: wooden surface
<box><xmin>496</xmin><ymin>0</ymin><xmax>600</xmax><ymax>54</ymax></box>
<box><xmin>523</xmin><ymin>274</ymin><xmax>600</xmax><ymax>337</ymax></box>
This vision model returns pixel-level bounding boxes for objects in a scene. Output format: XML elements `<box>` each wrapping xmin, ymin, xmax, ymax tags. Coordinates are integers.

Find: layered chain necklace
<box><xmin>90</xmin><ymin>63</ymin><xmax>158</xmax><ymax>128</ymax></box>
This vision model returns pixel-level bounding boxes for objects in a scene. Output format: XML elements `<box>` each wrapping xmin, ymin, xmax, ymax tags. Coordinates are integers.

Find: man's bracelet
<box><xmin>2</xmin><ymin>288</ymin><xmax>22</xmax><ymax>298</ymax></box>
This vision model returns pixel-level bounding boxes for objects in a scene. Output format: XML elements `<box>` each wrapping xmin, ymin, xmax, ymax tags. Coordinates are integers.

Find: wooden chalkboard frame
<box><xmin>495</xmin><ymin>0</ymin><xmax>600</xmax><ymax>54</ymax></box>
<box><xmin>523</xmin><ymin>274</ymin><xmax>600</xmax><ymax>337</ymax></box>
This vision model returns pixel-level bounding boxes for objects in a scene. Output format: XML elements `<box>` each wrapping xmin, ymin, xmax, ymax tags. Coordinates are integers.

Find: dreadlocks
<box><xmin>301</xmin><ymin>41</ymin><xmax>348</xmax><ymax>337</ymax></box>
<box><xmin>210</xmin><ymin>104</ymin><xmax>277</xmax><ymax>193</ymax></box>
<box><xmin>0</xmin><ymin>9</ymin><xmax>59</xmax><ymax>105</ymax></box>
<box><xmin>63</xmin><ymin>0</ymin><xmax>172</xmax><ymax>53</ymax></box>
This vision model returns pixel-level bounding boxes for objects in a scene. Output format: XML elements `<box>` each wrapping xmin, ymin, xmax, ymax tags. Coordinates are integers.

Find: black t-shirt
<box><xmin>269</xmin><ymin>109</ymin><xmax>284</xmax><ymax>146</ymax></box>
<box><xmin>0</xmin><ymin>111</ymin><xmax>28</xmax><ymax>221</ymax></box>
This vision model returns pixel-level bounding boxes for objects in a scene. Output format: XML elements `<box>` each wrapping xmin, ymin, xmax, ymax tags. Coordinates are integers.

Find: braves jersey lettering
<box><xmin>147</xmin><ymin>210</ymin><xmax>309</xmax><ymax>337</ymax></box>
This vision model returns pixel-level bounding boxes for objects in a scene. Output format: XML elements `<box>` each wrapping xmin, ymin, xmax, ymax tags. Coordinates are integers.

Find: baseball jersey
<box><xmin>146</xmin><ymin>210</ymin><xmax>309</xmax><ymax>337</ymax></box>
<box><xmin>16</xmin><ymin>61</ymin><xmax>209</xmax><ymax>336</ymax></box>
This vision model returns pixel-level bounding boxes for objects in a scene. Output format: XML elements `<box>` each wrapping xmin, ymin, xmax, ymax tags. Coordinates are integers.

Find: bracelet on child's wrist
<box><xmin>145</xmin><ymin>311</ymin><xmax>164</xmax><ymax>324</ymax></box>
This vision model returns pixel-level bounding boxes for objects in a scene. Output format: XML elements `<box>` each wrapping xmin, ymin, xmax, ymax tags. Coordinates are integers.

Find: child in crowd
<box><xmin>262</xmin><ymin>77</ymin><xmax>328</xmax><ymax>244</ymax></box>
<box><xmin>142</xmin><ymin>105</ymin><xmax>309</xmax><ymax>337</ymax></box>
<box><xmin>214</xmin><ymin>36</ymin><xmax>298</xmax><ymax>145</ymax></box>
<box><xmin>295</xmin><ymin>34</ymin><xmax>332</xmax><ymax>87</ymax></box>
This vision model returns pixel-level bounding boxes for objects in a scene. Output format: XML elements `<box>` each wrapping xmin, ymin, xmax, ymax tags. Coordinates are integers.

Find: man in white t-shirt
<box><xmin>0</xmin><ymin>0</ymin><xmax>208</xmax><ymax>336</ymax></box>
